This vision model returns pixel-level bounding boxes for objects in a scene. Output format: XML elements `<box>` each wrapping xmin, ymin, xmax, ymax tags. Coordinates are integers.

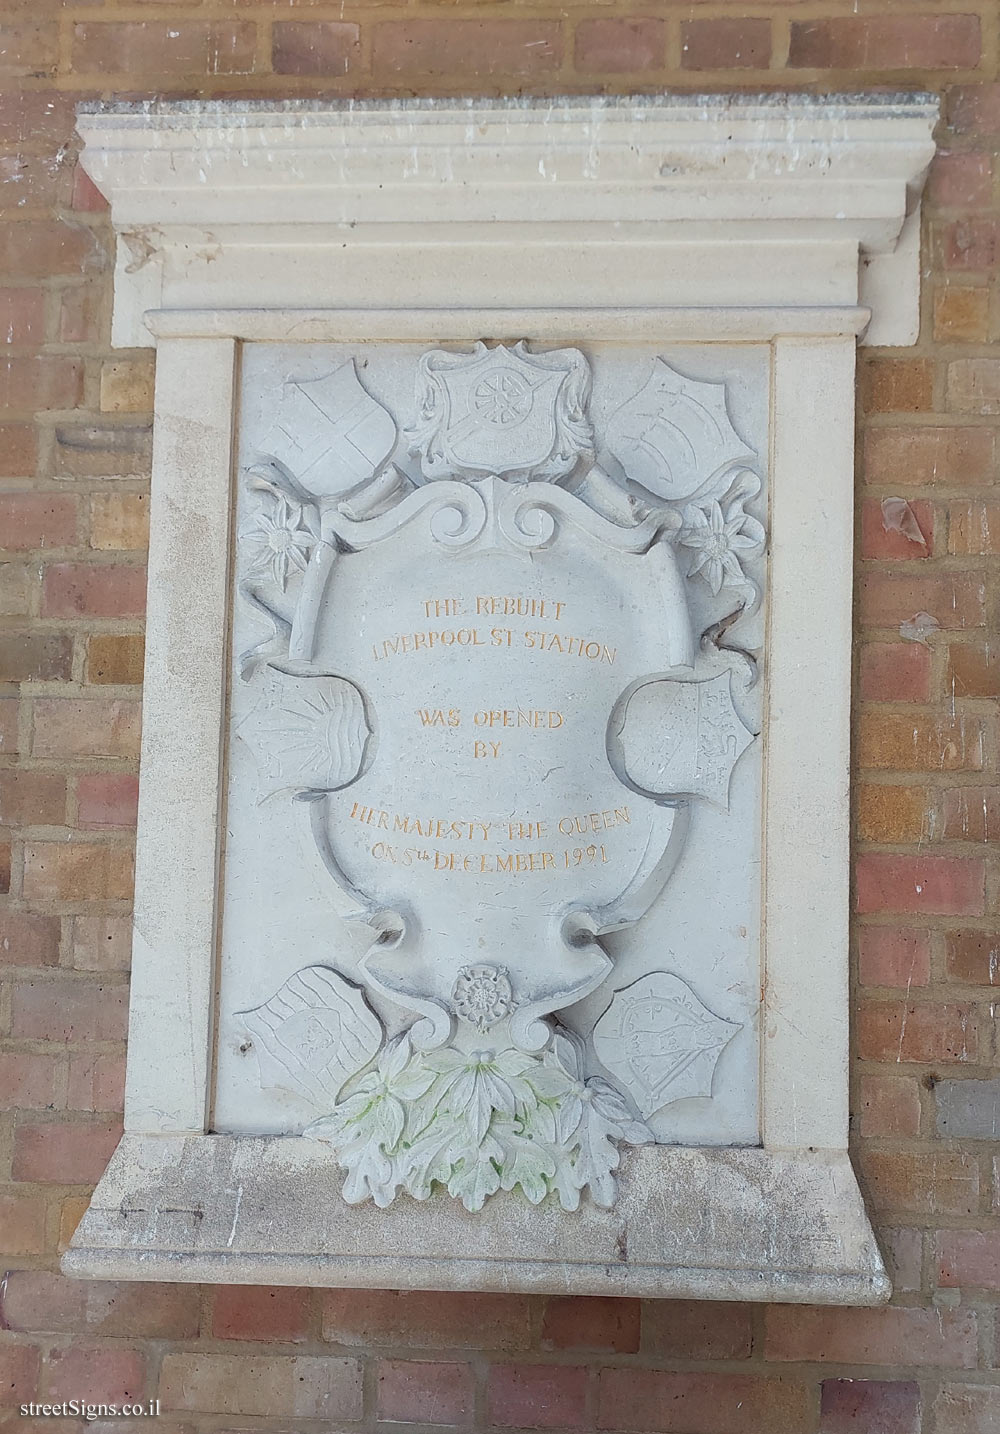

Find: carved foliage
<box><xmin>305</xmin><ymin>1026</ymin><xmax>652</xmax><ymax>1211</ymax></box>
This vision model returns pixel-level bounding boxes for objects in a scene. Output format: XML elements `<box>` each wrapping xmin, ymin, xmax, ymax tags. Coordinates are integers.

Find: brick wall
<box><xmin>1</xmin><ymin>2</ymin><xmax>998</xmax><ymax>1431</ymax></box>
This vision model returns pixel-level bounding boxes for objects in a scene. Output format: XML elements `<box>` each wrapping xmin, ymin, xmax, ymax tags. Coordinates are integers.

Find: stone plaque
<box><xmin>217</xmin><ymin>341</ymin><xmax>767</xmax><ymax>1209</ymax></box>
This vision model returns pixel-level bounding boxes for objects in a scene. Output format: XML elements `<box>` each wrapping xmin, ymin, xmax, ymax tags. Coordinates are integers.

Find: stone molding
<box><xmin>76</xmin><ymin>94</ymin><xmax>937</xmax><ymax>348</ymax></box>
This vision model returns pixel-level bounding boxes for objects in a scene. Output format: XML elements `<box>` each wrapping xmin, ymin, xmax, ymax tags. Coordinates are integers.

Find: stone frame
<box><xmin>63</xmin><ymin>95</ymin><xmax>937</xmax><ymax>1302</ymax></box>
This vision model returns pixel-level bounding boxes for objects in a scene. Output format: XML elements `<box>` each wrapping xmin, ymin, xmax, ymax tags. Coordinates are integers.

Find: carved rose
<box><xmin>452</xmin><ymin>964</ymin><xmax>514</xmax><ymax>1032</ymax></box>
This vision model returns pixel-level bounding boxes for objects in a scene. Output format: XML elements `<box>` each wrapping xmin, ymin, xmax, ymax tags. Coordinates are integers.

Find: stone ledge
<box><xmin>64</xmin><ymin>1134</ymin><xmax>890</xmax><ymax>1304</ymax></box>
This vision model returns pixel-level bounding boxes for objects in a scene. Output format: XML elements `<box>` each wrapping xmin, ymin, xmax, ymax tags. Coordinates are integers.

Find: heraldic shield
<box><xmin>232</xmin><ymin>340</ymin><xmax>764</xmax><ymax>1212</ymax></box>
<box><xmin>407</xmin><ymin>341</ymin><xmax>595</xmax><ymax>483</ymax></box>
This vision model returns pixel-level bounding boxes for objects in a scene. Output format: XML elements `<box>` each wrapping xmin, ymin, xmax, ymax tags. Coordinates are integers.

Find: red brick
<box><xmin>373</xmin><ymin>21</ymin><xmax>561</xmax><ymax>77</ymax></box>
<box><xmin>881</xmin><ymin>1227</ymin><xmax>923</xmax><ymax>1292</ymax></box>
<box><xmin>857</xmin><ymin>1000</ymin><xmax>977</xmax><ymax>1063</ymax></box>
<box><xmin>937</xmin><ymin>1230</ymin><xmax>1000</xmax><ymax>1289</ymax></box>
<box><xmin>681</xmin><ymin>18</ymin><xmax>770</xmax><ymax>70</ymax></box>
<box><xmin>864</xmin><ymin>426</ymin><xmax>994</xmax><ymax>489</ymax></box>
<box><xmin>22</xmin><ymin>842</ymin><xmax>135</xmax><ymax>903</ymax></box>
<box><xmin>322</xmin><ymin>1289</ymin><xmax>533</xmax><ymax>1350</ymax></box>
<box><xmin>789</xmin><ymin>15</ymin><xmax>980</xmax><ymax>69</ymax></box>
<box><xmin>0</xmin><ymin>1190</ymin><xmax>47</xmax><ymax>1254</ymax></box>
<box><xmin>858</xmin><ymin>572</ymin><xmax>984</xmax><ymax>630</ymax></box>
<box><xmin>377</xmin><ymin>1359</ymin><xmax>474</xmax><ymax>1425</ymax></box>
<box><xmin>948</xmin><ymin>644</ymin><xmax>1000</xmax><ymax>697</ymax></box>
<box><xmin>1</xmin><ymin>1270</ymin><xmax>199</xmax><ymax>1338</ymax></box>
<box><xmin>0</xmin><ymin>91</ymin><xmax>76</xmax><ymax>150</ymax></box>
<box><xmin>13</xmin><ymin>1117</ymin><xmax>122</xmax><ymax>1183</ymax></box>
<box><xmin>0</xmin><ymin>1051</ymin><xmax>60</xmax><ymax>1110</ymax></box>
<box><xmin>42</xmin><ymin>563</ymin><xmax>146</xmax><ymax>619</ymax></box>
<box><xmin>0</xmin><ymin>911</ymin><xmax>60</xmax><ymax>967</ymax></box>
<box><xmin>76</xmin><ymin>773</ymin><xmax>139</xmax><ymax>830</ymax></box>
<box><xmin>0</xmin><ymin>355</ymin><xmax>83</xmax><ymax>412</ymax></box>
<box><xmin>0</xmin><ymin>20</ymin><xmax>58</xmax><ymax>76</ymax></box>
<box><xmin>856</xmin><ymin>853</ymin><xmax>984</xmax><ymax>917</ymax></box>
<box><xmin>935</xmin><ymin>1384</ymin><xmax>1000</xmax><ymax>1432</ymax></box>
<box><xmin>0</xmin><ymin>1344</ymin><xmax>40</xmax><ymax>1405</ymax></box>
<box><xmin>641</xmin><ymin>1300</ymin><xmax>752</xmax><ymax>1360</ymax></box>
<box><xmin>820</xmin><ymin>1379</ymin><xmax>920</xmax><ymax>1434</ymax></box>
<box><xmin>211</xmin><ymin>1286</ymin><xmax>313</xmax><ymax>1342</ymax></box>
<box><xmin>0</xmin><ymin>221</ymin><xmax>100</xmax><ymax>281</ymax></box>
<box><xmin>0</xmin><ymin>288</ymin><xmax>44</xmax><ymax>344</ymax></box>
<box><xmin>597</xmin><ymin>1369</ymin><xmax>810</xmax><ymax>1433</ymax></box>
<box><xmin>489</xmin><ymin>1364</ymin><xmax>587</xmax><ymax>1430</ymax></box>
<box><xmin>861</xmin><ymin>358</ymin><xmax>934</xmax><ymax>414</ymax></box>
<box><xmin>858</xmin><ymin>927</ymin><xmax>931</xmax><ymax>989</ymax></box>
<box><xmin>0</xmin><ymin>769</ymin><xmax>66</xmax><ymax>826</ymax></box>
<box><xmin>71</xmin><ymin>165</ymin><xmax>108</xmax><ymax>213</ymax></box>
<box><xmin>59</xmin><ymin>285</ymin><xmax>101</xmax><ymax>345</ymax></box>
<box><xmin>859</xmin><ymin>643</ymin><xmax>931</xmax><ymax>703</ymax></box>
<box><xmin>942</xmin><ymin>787</ymin><xmax>1000</xmax><ymax>842</ymax></box>
<box><xmin>948</xmin><ymin>84</ymin><xmax>1000</xmax><ymax>135</ymax></box>
<box><xmin>542</xmin><ymin>1296</ymin><xmax>639</xmax><ymax>1353</ymax></box>
<box><xmin>66</xmin><ymin>1052</ymin><xmax>126</xmax><ymax>1113</ymax></box>
<box><xmin>32</xmin><ymin>699</ymin><xmax>142</xmax><ymax>760</ymax></box>
<box><xmin>0</xmin><ymin>423</ymin><xmax>37</xmax><ymax>476</ymax></box>
<box><xmin>858</xmin><ymin>1074</ymin><xmax>922</xmax><ymax>1136</ymax></box>
<box><xmin>766</xmin><ymin>1303</ymin><xmax>976</xmax><ymax>1367</ymax></box>
<box><xmin>942</xmin><ymin>218</ymin><xmax>999</xmax><ymax>271</ymax></box>
<box><xmin>0</xmin><ymin>148</ymin><xmax>71</xmax><ymax>212</ymax></box>
<box><xmin>272</xmin><ymin>22</ymin><xmax>360</xmax><ymax>76</ymax></box>
<box><xmin>575</xmin><ymin>20</ymin><xmax>665</xmax><ymax>74</ymax></box>
<box><xmin>0</xmin><ymin>633</ymin><xmax>73</xmax><ymax>683</ymax></box>
<box><xmin>860</xmin><ymin>497</ymin><xmax>932</xmax><ymax>559</ymax></box>
<box><xmin>12</xmin><ymin>976</ymin><xmax>128</xmax><ymax>1042</ymax></box>
<box><xmin>862</xmin><ymin>1150</ymin><xmax>979</xmax><ymax>1217</ymax></box>
<box><xmin>72</xmin><ymin>22</ymin><xmax>257</xmax><ymax>77</ymax></box>
<box><xmin>929</xmin><ymin>151</ymin><xmax>994</xmax><ymax>209</ymax></box>
<box><xmin>946</xmin><ymin>930</ymin><xmax>1000</xmax><ymax>984</ymax></box>
<box><xmin>44</xmin><ymin>1345</ymin><xmax>146</xmax><ymax>1403</ymax></box>
<box><xmin>0</xmin><ymin>492</ymin><xmax>77</xmax><ymax>551</ymax></box>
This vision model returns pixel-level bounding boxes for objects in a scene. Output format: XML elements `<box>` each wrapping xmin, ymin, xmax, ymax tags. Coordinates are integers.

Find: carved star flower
<box><xmin>678</xmin><ymin>499</ymin><xmax>761</xmax><ymax>596</ymax></box>
<box><xmin>241</xmin><ymin>492</ymin><xmax>314</xmax><ymax>591</ymax></box>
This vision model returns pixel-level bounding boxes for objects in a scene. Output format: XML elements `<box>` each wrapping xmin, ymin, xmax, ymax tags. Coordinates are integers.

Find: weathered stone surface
<box><xmin>64</xmin><ymin>1135</ymin><xmax>888</xmax><ymax>1303</ymax></box>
